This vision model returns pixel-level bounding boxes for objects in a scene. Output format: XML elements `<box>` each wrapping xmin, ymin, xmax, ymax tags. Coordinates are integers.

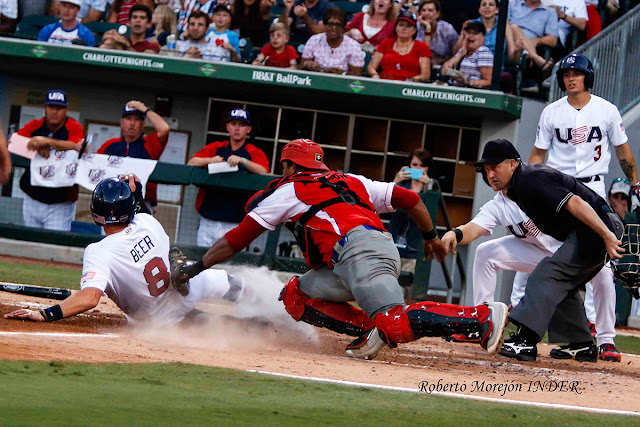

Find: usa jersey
<box><xmin>535</xmin><ymin>95</ymin><xmax>628</xmax><ymax>179</ymax></box>
<box><xmin>80</xmin><ymin>213</ymin><xmax>182</xmax><ymax>325</ymax></box>
<box><xmin>38</xmin><ymin>21</ymin><xmax>96</xmax><ymax>47</ymax></box>
<box><xmin>471</xmin><ymin>191</ymin><xmax>562</xmax><ymax>253</ymax></box>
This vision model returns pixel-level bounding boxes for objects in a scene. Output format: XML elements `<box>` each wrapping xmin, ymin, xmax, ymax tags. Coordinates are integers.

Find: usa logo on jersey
<box><xmin>555</xmin><ymin>126</ymin><xmax>603</xmax><ymax>145</ymax></box>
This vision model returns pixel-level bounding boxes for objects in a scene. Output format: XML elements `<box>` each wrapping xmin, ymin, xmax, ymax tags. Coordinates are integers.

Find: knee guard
<box><xmin>375</xmin><ymin>302</ymin><xmax>490</xmax><ymax>345</ymax></box>
<box><xmin>279</xmin><ymin>276</ymin><xmax>374</xmax><ymax>336</ymax></box>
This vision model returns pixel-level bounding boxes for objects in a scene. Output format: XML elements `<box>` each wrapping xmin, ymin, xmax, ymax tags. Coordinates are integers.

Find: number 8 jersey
<box><xmin>535</xmin><ymin>94</ymin><xmax>628</xmax><ymax>181</ymax></box>
<box><xmin>80</xmin><ymin>213</ymin><xmax>177</xmax><ymax>324</ymax></box>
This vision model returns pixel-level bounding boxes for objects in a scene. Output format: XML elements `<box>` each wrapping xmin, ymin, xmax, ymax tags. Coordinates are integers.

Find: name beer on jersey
<box><xmin>130</xmin><ymin>235</ymin><xmax>155</xmax><ymax>263</ymax></box>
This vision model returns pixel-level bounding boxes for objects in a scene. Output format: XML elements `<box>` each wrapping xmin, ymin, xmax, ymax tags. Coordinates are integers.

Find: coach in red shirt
<box><xmin>18</xmin><ymin>90</ymin><xmax>84</xmax><ymax>231</ymax></box>
<box><xmin>188</xmin><ymin>108</ymin><xmax>270</xmax><ymax>247</ymax></box>
<box><xmin>97</xmin><ymin>100</ymin><xmax>170</xmax><ymax>207</ymax></box>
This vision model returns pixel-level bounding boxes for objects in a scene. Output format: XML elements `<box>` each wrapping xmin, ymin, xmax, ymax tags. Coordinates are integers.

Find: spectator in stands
<box><xmin>608</xmin><ymin>178</ymin><xmax>631</xmax><ymax>221</ymax></box>
<box><xmin>187</xmin><ymin>109</ymin><xmax>270</xmax><ymax>248</ymax></box>
<box><xmin>390</xmin><ymin>148</ymin><xmax>438</xmax><ymax>272</ymax></box>
<box><xmin>51</xmin><ymin>0</ymin><xmax>108</xmax><ymax>23</ymax></box>
<box><xmin>508</xmin><ymin>0</ymin><xmax>558</xmax><ymax>71</ymax></box>
<box><xmin>38</xmin><ymin>0</ymin><xmax>96</xmax><ymax>46</ymax></box>
<box><xmin>179</xmin><ymin>10</ymin><xmax>240</xmax><ymax>61</ymax></box>
<box><xmin>149</xmin><ymin>4</ymin><xmax>177</xmax><ymax>46</ymax></box>
<box><xmin>346</xmin><ymin>0</ymin><xmax>397</xmax><ymax>48</ymax></box>
<box><xmin>367</xmin><ymin>11</ymin><xmax>432</xmax><ymax>81</ymax></box>
<box><xmin>177</xmin><ymin>0</ymin><xmax>217</xmax><ymax>33</ymax></box>
<box><xmin>21</xmin><ymin>0</ymin><xmax>47</xmax><ymax>16</ymax></box>
<box><xmin>108</xmin><ymin>0</ymin><xmax>155</xmax><ymax>25</ymax></box>
<box><xmin>455</xmin><ymin>0</ymin><xmax>516</xmax><ymax>63</ymax></box>
<box><xmin>442</xmin><ymin>21</ymin><xmax>493</xmax><ymax>87</ymax></box>
<box><xmin>16</xmin><ymin>90</ymin><xmax>84</xmax><ymax>231</ymax></box>
<box><xmin>97</xmin><ymin>100</ymin><xmax>170</xmax><ymax>209</ymax></box>
<box><xmin>583</xmin><ymin>0</ymin><xmax>601</xmax><ymax>40</ymax></box>
<box><xmin>100</xmin><ymin>5</ymin><xmax>161</xmax><ymax>52</ymax></box>
<box><xmin>416</xmin><ymin>0</ymin><xmax>458</xmax><ymax>65</ymax></box>
<box><xmin>231</xmin><ymin>0</ymin><xmax>272</xmax><ymax>48</ymax></box>
<box><xmin>301</xmin><ymin>8</ymin><xmax>364</xmax><ymax>75</ymax></box>
<box><xmin>541</xmin><ymin>0</ymin><xmax>587</xmax><ymax>53</ymax></box>
<box><xmin>280</xmin><ymin>0</ymin><xmax>331</xmax><ymax>42</ymax></box>
<box><xmin>203</xmin><ymin>5</ymin><xmax>242</xmax><ymax>61</ymax></box>
<box><xmin>0</xmin><ymin>121</ymin><xmax>10</xmax><ymax>185</ymax></box>
<box><xmin>253</xmin><ymin>22</ymin><xmax>299</xmax><ymax>68</ymax></box>
<box><xmin>0</xmin><ymin>0</ymin><xmax>17</xmax><ymax>34</ymax></box>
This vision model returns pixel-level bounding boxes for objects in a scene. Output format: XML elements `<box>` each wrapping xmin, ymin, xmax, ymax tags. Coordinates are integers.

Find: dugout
<box><xmin>0</xmin><ymin>37</ymin><xmax>537</xmax><ymax>303</ymax></box>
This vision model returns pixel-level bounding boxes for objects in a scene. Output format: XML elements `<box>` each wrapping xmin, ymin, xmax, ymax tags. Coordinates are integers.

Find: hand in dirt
<box><xmin>4</xmin><ymin>308</ymin><xmax>45</xmax><ymax>322</ymax></box>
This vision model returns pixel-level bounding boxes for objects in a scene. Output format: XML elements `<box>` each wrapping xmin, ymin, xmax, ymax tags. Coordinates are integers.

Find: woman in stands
<box><xmin>367</xmin><ymin>11</ymin><xmax>431</xmax><ymax>81</ymax></box>
<box><xmin>345</xmin><ymin>0</ymin><xmax>397</xmax><ymax>48</ymax></box>
<box><xmin>442</xmin><ymin>21</ymin><xmax>493</xmax><ymax>88</ymax></box>
<box><xmin>109</xmin><ymin>0</ymin><xmax>155</xmax><ymax>25</ymax></box>
<box><xmin>415</xmin><ymin>0</ymin><xmax>457</xmax><ymax>65</ymax></box>
<box><xmin>149</xmin><ymin>4</ymin><xmax>177</xmax><ymax>46</ymax></box>
<box><xmin>231</xmin><ymin>0</ymin><xmax>273</xmax><ymax>47</ymax></box>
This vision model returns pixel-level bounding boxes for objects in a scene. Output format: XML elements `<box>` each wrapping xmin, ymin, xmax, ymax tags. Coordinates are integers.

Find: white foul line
<box><xmin>0</xmin><ymin>331</ymin><xmax>119</xmax><ymax>338</ymax></box>
<box><xmin>247</xmin><ymin>370</ymin><xmax>640</xmax><ymax>417</ymax></box>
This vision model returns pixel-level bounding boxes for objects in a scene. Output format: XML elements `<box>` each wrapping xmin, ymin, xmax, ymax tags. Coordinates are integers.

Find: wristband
<box><xmin>40</xmin><ymin>304</ymin><xmax>64</xmax><ymax>322</ymax></box>
<box><xmin>243</xmin><ymin>158</ymin><xmax>247</xmax><ymax>167</ymax></box>
<box><xmin>453</xmin><ymin>228</ymin><xmax>464</xmax><ymax>243</ymax></box>
<box><xmin>422</xmin><ymin>228</ymin><xmax>437</xmax><ymax>241</ymax></box>
<box><xmin>186</xmin><ymin>259</ymin><xmax>207</xmax><ymax>279</ymax></box>
<box><xmin>631</xmin><ymin>182</ymin><xmax>640</xmax><ymax>191</ymax></box>
<box><xmin>144</xmin><ymin>108</ymin><xmax>152</xmax><ymax>116</ymax></box>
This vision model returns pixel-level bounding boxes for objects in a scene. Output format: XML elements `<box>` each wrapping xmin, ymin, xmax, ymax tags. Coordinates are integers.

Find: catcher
<box><xmin>5</xmin><ymin>175</ymin><xmax>244</xmax><ymax>327</ymax></box>
<box><xmin>171</xmin><ymin>139</ymin><xmax>508</xmax><ymax>360</ymax></box>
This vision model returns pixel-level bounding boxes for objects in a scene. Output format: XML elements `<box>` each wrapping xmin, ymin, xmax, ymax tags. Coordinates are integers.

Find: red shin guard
<box><xmin>375</xmin><ymin>302</ymin><xmax>490</xmax><ymax>345</ymax></box>
<box><xmin>279</xmin><ymin>276</ymin><xmax>374</xmax><ymax>336</ymax></box>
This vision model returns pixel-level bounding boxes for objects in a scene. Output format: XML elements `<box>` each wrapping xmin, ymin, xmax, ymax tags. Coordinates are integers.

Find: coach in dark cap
<box><xmin>476</xmin><ymin>139</ymin><xmax>624</xmax><ymax>362</ymax></box>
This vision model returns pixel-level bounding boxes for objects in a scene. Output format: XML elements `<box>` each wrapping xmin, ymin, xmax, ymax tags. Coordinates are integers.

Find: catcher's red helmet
<box><xmin>281</xmin><ymin>138</ymin><xmax>329</xmax><ymax>170</ymax></box>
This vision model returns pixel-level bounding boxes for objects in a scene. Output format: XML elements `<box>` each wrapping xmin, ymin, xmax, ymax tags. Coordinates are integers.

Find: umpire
<box><xmin>475</xmin><ymin>139</ymin><xmax>624</xmax><ymax>362</ymax></box>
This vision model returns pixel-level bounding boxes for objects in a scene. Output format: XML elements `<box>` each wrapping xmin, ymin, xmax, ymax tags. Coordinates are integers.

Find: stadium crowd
<box><xmin>0</xmin><ymin>0</ymin><xmax>634</xmax><ymax>94</ymax></box>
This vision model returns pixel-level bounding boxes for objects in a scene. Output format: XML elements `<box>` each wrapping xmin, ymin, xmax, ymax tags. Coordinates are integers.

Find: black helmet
<box><xmin>91</xmin><ymin>177</ymin><xmax>136</xmax><ymax>226</ymax></box>
<box><xmin>556</xmin><ymin>53</ymin><xmax>594</xmax><ymax>91</ymax></box>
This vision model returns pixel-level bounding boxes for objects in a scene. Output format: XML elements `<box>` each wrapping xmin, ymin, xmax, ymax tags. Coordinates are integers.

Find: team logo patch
<box><xmin>39</xmin><ymin>165</ymin><xmax>55</xmax><ymax>179</ymax></box>
<box><xmin>621</xmin><ymin>123</ymin><xmax>625</xmax><ymax>132</ymax></box>
<box><xmin>315</xmin><ymin>153</ymin><xmax>322</xmax><ymax>162</ymax></box>
<box><xmin>66</xmin><ymin>162</ymin><xmax>78</xmax><ymax>177</ymax></box>
<box><xmin>88</xmin><ymin>168</ymin><xmax>106</xmax><ymax>183</ymax></box>
<box><xmin>81</xmin><ymin>272</ymin><xmax>95</xmax><ymax>280</ymax></box>
<box><xmin>108</xmin><ymin>155</ymin><xmax>124</xmax><ymax>166</ymax></box>
<box><xmin>567</xmin><ymin>56</ymin><xmax>576</xmax><ymax>64</ymax></box>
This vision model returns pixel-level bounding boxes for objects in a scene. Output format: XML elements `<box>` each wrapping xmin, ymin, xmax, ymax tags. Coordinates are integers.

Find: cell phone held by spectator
<box><xmin>405</xmin><ymin>168</ymin><xmax>423</xmax><ymax>180</ymax></box>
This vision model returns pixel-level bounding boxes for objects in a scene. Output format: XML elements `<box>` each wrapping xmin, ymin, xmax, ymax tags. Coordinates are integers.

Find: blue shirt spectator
<box><xmin>77</xmin><ymin>0</ymin><xmax>108</xmax><ymax>23</ymax></box>
<box><xmin>38</xmin><ymin>0</ymin><xmax>96</xmax><ymax>46</ymax></box>
<box><xmin>508</xmin><ymin>0</ymin><xmax>558</xmax><ymax>39</ymax></box>
<box><xmin>281</xmin><ymin>0</ymin><xmax>332</xmax><ymax>41</ymax></box>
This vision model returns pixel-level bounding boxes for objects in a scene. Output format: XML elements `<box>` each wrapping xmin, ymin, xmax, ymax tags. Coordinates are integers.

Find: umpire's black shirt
<box><xmin>506</xmin><ymin>163</ymin><xmax>612</xmax><ymax>242</ymax></box>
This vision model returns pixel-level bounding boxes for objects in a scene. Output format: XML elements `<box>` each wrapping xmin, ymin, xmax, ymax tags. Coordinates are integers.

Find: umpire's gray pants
<box><xmin>510</xmin><ymin>213</ymin><xmax>623</xmax><ymax>344</ymax></box>
<box><xmin>298</xmin><ymin>226</ymin><xmax>405</xmax><ymax>318</ymax></box>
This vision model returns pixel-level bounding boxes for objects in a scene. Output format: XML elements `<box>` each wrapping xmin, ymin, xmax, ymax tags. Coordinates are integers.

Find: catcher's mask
<box><xmin>91</xmin><ymin>177</ymin><xmax>136</xmax><ymax>226</ymax></box>
<box><xmin>611</xmin><ymin>223</ymin><xmax>640</xmax><ymax>290</ymax></box>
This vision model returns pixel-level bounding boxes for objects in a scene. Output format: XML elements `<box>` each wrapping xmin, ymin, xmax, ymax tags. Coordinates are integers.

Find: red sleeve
<box><xmin>193</xmin><ymin>141</ymin><xmax>226</xmax><ymax>158</ymax></box>
<box><xmin>65</xmin><ymin>118</ymin><xmax>84</xmax><ymax>143</ymax></box>
<box><xmin>147</xmin><ymin>41</ymin><xmax>161</xmax><ymax>53</ymax></box>
<box><xmin>245</xmin><ymin>144</ymin><xmax>270</xmax><ymax>172</ymax></box>
<box><xmin>143</xmin><ymin>132</ymin><xmax>166</xmax><ymax>160</ymax></box>
<box><xmin>376</xmin><ymin>38</ymin><xmax>393</xmax><ymax>54</ymax></box>
<box><xmin>285</xmin><ymin>45</ymin><xmax>299</xmax><ymax>60</ymax></box>
<box><xmin>97</xmin><ymin>137</ymin><xmax>118</xmax><ymax>154</ymax></box>
<box><xmin>345</xmin><ymin>12</ymin><xmax>363</xmax><ymax>32</ymax></box>
<box><xmin>391</xmin><ymin>185</ymin><xmax>421</xmax><ymax>210</ymax></box>
<box><xmin>260</xmin><ymin>44</ymin><xmax>271</xmax><ymax>55</ymax></box>
<box><xmin>414</xmin><ymin>41</ymin><xmax>432</xmax><ymax>58</ymax></box>
<box><xmin>17</xmin><ymin>119</ymin><xmax>44</xmax><ymax>137</ymax></box>
<box><xmin>224</xmin><ymin>216</ymin><xmax>268</xmax><ymax>252</ymax></box>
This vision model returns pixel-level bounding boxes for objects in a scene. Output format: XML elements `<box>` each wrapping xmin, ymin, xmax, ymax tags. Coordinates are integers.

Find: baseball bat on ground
<box><xmin>0</xmin><ymin>283</ymin><xmax>71</xmax><ymax>300</ymax></box>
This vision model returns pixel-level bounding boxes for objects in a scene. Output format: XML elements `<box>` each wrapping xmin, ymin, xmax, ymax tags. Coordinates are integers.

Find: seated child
<box><xmin>253</xmin><ymin>23</ymin><xmax>298</xmax><ymax>69</ymax></box>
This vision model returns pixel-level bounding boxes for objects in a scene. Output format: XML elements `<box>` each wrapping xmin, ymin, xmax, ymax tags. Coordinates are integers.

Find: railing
<box><xmin>549</xmin><ymin>4</ymin><xmax>640</xmax><ymax>115</ymax></box>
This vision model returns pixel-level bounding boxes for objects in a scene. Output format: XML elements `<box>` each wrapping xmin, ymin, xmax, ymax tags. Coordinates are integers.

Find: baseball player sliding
<box><xmin>528</xmin><ymin>53</ymin><xmax>635</xmax><ymax>362</ymax></box>
<box><xmin>5</xmin><ymin>175</ymin><xmax>243</xmax><ymax>327</ymax></box>
<box><xmin>171</xmin><ymin>139</ymin><xmax>509</xmax><ymax>360</ymax></box>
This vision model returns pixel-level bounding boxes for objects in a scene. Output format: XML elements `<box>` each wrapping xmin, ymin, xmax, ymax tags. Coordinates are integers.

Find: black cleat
<box><xmin>499</xmin><ymin>334</ymin><xmax>537</xmax><ymax>362</ymax></box>
<box><xmin>550</xmin><ymin>342</ymin><xmax>597</xmax><ymax>363</ymax></box>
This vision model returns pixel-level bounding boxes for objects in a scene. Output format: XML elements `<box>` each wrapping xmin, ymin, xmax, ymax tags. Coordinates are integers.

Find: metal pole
<box><xmin>491</xmin><ymin>0</ymin><xmax>509</xmax><ymax>90</ymax></box>
<box><xmin>613</xmin><ymin>25</ymin><xmax>630</xmax><ymax>107</ymax></box>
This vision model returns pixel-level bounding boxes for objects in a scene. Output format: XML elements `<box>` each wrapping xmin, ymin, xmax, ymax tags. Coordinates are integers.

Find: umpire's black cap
<box><xmin>475</xmin><ymin>139</ymin><xmax>521</xmax><ymax>170</ymax></box>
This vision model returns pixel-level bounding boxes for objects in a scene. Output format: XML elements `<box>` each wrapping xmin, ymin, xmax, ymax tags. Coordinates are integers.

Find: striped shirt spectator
<box><xmin>108</xmin><ymin>0</ymin><xmax>155</xmax><ymax>25</ymax></box>
<box><xmin>177</xmin><ymin>0</ymin><xmax>217</xmax><ymax>33</ymax></box>
<box><xmin>460</xmin><ymin>45</ymin><xmax>494</xmax><ymax>82</ymax></box>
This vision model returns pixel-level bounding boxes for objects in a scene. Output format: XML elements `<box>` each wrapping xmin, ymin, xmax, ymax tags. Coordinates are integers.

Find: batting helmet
<box><xmin>281</xmin><ymin>139</ymin><xmax>329</xmax><ymax>170</ymax></box>
<box><xmin>91</xmin><ymin>177</ymin><xmax>136</xmax><ymax>226</ymax></box>
<box><xmin>556</xmin><ymin>53</ymin><xmax>594</xmax><ymax>91</ymax></box>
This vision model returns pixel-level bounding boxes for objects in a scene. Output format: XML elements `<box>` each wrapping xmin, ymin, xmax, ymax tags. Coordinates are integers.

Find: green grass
<box><xmin>0</xmin><ymin>361</ymin><xmax>636</xmax><ymax>426</ymax></box>
<box><xmin>0</xmin><ymin>259</ymin><xmax>81</xmax><ymax>290</ymax></box>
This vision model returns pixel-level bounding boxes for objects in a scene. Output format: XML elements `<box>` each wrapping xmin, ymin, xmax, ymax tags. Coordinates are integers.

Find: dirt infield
<box><xmin>1</xmin><ymin>287</ymin><xmax>639</xmax><ymax>415</ymax></box>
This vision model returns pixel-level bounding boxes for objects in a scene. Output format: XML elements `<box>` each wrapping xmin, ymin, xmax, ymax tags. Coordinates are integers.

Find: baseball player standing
<box><xmin>5</xmin><ymin>175</ymin><xmax>243</xmax><ymax>327</ymax></box>
<box><xmin>529</xmin><ymin>53</ymin><xmax>635</xmax><ymax>362</ymax></box>
<box><xmin>171</xmin><ymin>139</ymin><xmax>509</xmax><ymax>360</ymax></box>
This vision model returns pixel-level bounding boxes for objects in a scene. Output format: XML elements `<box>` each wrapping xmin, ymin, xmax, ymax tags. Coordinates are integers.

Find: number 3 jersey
<box><xmin>80</xmin><ymin>213</ymin><xmax>179</xmax><ymax>324</ymax></box>
<box><xmin>535</xmin><ymin>95</ymin><xmax>628</xmax><ymax>180</ymax></box>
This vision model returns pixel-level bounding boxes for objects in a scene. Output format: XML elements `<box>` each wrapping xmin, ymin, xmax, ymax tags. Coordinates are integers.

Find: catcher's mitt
<box><xmin>611</xmin><ymin>224</ymin><xmax>640</xmax><ymax>299</ymax></box>
<box><xmin>169</xmin><ymin>246</ymin><xmax>190</xmax><ymax>296</ymax></box>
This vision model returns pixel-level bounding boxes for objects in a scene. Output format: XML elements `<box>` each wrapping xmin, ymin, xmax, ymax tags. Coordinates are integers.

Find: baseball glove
<box><xmin>611</xmin><ymin>224</ymin><xmax>640</xmax><ymax>299</ymax></box>
<box><xmin>169</xmin><ymin>246</ymin><xmax>190</xmax><ymax>296</ymax></box>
